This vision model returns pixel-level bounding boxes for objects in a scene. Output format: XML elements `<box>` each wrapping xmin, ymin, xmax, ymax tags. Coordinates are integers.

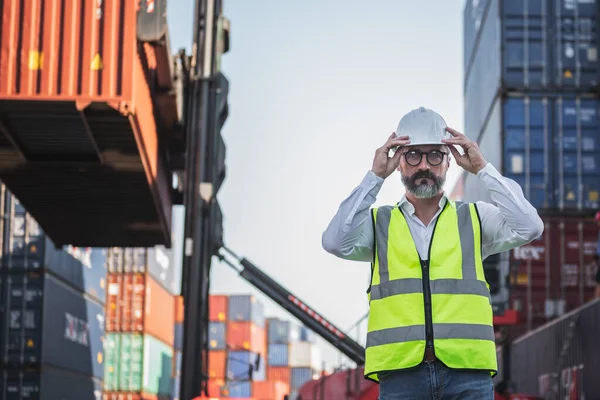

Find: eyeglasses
<box><xmin>403</xmin><ymin>150</ymin><xmax>447</xmax><ymax>166</ymax></box>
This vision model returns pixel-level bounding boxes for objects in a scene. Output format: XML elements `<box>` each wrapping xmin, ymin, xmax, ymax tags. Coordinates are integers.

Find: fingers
<box><xmin>445</xmin><ymin>127</ymin><xmax>466</xmax><ymax>137</ymax></box>
<box><xmin>447</xmin><ymin>144</ymin><xmax>461</xmax><ymax>159</ymax></box>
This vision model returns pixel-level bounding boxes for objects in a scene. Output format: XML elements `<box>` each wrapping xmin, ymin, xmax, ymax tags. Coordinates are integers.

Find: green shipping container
<box><xmin>105</xmin><ymin>334</ymin><xmax>121</xmax><ymax>391</ymax></box>
<box><xmin>104</xmin><ymin>333</ymin><xmax>173</xmax><ymax>395</ymax></box>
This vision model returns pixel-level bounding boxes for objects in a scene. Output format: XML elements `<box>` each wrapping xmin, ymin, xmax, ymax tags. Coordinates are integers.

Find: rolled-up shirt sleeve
<box><xmin>475</xmin><ymin>163</ymin><xmax>545</xmax><ymax>259</ymax></box>
<box><xmin>322</xmin><ymin>170</ymin><xmax>384</xmax><ymax>262</ymax></box>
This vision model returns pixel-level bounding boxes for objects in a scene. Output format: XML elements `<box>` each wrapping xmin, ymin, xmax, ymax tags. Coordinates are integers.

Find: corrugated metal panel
<box><xmin>175</xmin><ymin>296</ymin><xmax>184</xmax><ymax>323</ymax></box>
<box><xmin>0</xmin><ymin>0</ymin><xmax>174</xmax><ymax>248</ymax></box>
<box><xmin>227</xmin><ymin>321</ymin><xmax>266</xmax><ymax>353</ymax></box>
<box><xmin>105</xmin><ymin>333</ymin><xmax>121</xmax><ymax>391</ymax></box>
<box><xmin>226</xmin><ymin>381</ymin><xmax>252</xmax><ymax>397</ymax></box>
<box><xmin>267</xmin><ymin>344</ymin><xmax>289</xmax><ymax>367</ymax></box>
<box><xmin>208</xmin><ymin>350</ymin><xmax>227</xmax><ymax>379</ymax></box>
<box><xmin>291</xmin><ymin>367</ymin><xmax>315</xmax><ymax>391</ymax></box>
<box><xmin>228</xmin><ymin>295</ymin><xmax>265</xmax><ymax>326</ymax></box>
<box><xmin>267</xmin><ymin>367</ymin><xmax>291</xmax><ymax>386</ymax></box>
<box><xmin>207</xmin><ymin>378</ymin><xmax>226</xmax><ymax>397</ymax></box>
<box><xmin>464</xmin><ymin>0</ymin><xmax>600</xmax><ymax>93</ymax></box>
<box><xmin>253</xmin><ymin>380</ymin><xmax>290</xmax><ymax>400</ymax></box>
<box><xmin>465</xmin><ymin>92</ymin><xmax>600</xmax><ymax>212</ymax></box>
<box><xmin>267</xmin><ymin>319</ymin><xmax>300</xmax><ymax>344</ymax></box>
<box><xmin>107</xmin><ymin>272</ymin><xmax>175</xmax><ymax>346</ymax></box>
<box><xmin>209</xmin><ymin>322</ymin><xmax>226</xmax><ymax>350</ymax></box>
<box><xmin>174</xmin><ymin>323</ymin><xmax>183</xmax><ymax>351</ymax></box>
<box><xmin>510</xmin><ymin>299</ymin><xmax>600</xmax><ymax>396</ymax></box>
<box><xmin>210</xmin><ymin>295</ymin><xmax>228</xmax><ymax>322</ymax></box>
<box><xmin>289</xmin><ymin>342</ymin><xmax>321</xmax><ymax>370</ymax></box>
<box><xmin>509</xmin><ymin>216</ymin><xmax>598</xmax><ymax>331</ymax></box>
<box><xmin>227</xmin><ymin>350</ymin><xmax>266</xmax><ymax>381</ymax></box>
<box><xmin>0</xmin><ymin>368</ymin><xmax>103</xmax><ymax>400</ymax></box>
<box><xmin>115</xmin><ymin>333</ymin><xmax>173</xmax><ymax>395</ymax></box>
<box><xmin>0</xmin><ymin>273</ymin><xmax>104</xmax><ymax>378</ymax></box>
<box><xmin>0</xmin><ymin>188</ymin><xmax>107</xmax><ymax>304</ymax></box>
<box><xmin>298</xmin><ymin>326</ymin><xmax>316</xmax><ymax>343</ymax></box>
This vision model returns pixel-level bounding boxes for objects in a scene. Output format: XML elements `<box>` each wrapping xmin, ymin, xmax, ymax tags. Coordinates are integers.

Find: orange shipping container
<box><xmin>175</xmin><ymin>296</ymin><xmax>184</xmax><ymax>323</ymax></box>
<box><xmin>210</xmin><ymin>295</ymin><xmax>228</xmax><ymax>322</ymax></box>
<box><xmin>209</xmin><ymin>350</ymin><xmax>227</xmax><ymax>379</ymax></box>
<box><xmin>267</xmin><ymin>367</ymin><xmax>291</xmax><ymax>386</ymax></box>
<box><xmin>106</xmin><ymin>274</ymin><xmax>123</xmax><ymax>331</ymax></box>
<box><xmin>0</xmin><ymin>0</ymin><xmax>177</xmax><ymax>247</ymax></box>
<box><xmin>106</xmin><ymin>272</ymin><xmax>175</xmax><ymax>346</ymax></box>
<box><xmin>207</xmin><ymin>378</ymin><xmax>226</xmax><ymax>397</ymax></box>
<box><xmin>227</xmin><ymin>322</ymin><xmax>266</xmax><ymax>353</ymax></box>
<box><xmin>252</xmin><ymin>381</ymin><xmax>290</xmax><ymax>400</ymax></box>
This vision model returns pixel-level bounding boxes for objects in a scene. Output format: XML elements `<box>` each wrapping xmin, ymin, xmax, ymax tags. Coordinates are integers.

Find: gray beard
<box><xmin>402</xmin><ymin>174</ymin><xmax>445</xmax><ymax>199</ymax></box>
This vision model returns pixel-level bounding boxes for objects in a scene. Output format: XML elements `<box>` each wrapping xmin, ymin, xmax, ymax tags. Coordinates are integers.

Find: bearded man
<box><xmin>322</xmin><ymin>107</ymin><xmax>543</xmax><ymax>400</ymax></box>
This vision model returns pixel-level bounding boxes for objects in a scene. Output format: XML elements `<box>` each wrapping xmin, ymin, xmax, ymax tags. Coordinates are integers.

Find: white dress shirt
<box><xmin>322</xmin><ymin>163</ymin><xmax>544</xmax><ymax>262</ymax></box>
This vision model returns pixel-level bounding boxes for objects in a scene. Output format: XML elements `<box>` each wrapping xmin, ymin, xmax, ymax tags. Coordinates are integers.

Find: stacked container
<box><xmin>172</xmin><ymin>296</ymin><xmax>184</xmax><ymax>400</ymax></box>
<box><xmin>0</xmin><ymin>184</ymin><xmax>106</xmax><ymax>399</ymax></box>
<box><xmin>265</xmin><ymin>318</ymin><xmax>320</xmax><ymax>400</ymax></box>
<box><xmin>462</xmin><ymin>0</ymin><xmax>600</xmax><ymax>333</ymax></box>
<box><xmin>103</xmin><ymin>245</ymin><xmax>178</xmax><ymax>399</ymax></box>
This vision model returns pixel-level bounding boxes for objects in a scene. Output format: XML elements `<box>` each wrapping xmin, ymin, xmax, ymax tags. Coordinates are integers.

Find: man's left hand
<box><xmin>442</xmin><ymin>127</ymin><xmax>488</xmax><ymax>174</ymax></box>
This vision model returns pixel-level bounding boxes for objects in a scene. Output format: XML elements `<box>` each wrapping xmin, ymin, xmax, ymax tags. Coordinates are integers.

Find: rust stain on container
<box><xmin>0</xmin><ymin>0</ymin><xmax>176</xmax><ymax>247</ymax></box>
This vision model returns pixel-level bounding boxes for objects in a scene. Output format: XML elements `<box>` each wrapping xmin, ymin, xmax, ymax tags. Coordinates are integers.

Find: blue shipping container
<box><xmin>464</xmin><ymin>0</ymin><xmax>600</xmax><ymax>92</ymax></box>
<box><xmin>174</xmin><ymin>350</ymin><xmax>182</xmax><ymax>377</ymax></box>
<box><xmin>174</xmin><ymin>322</ymin><xmax>183</xmax><ymax>351</ymax></box>
<box><xmin>172</xmin><ymin>375</ymin><xmax>180</xmax><ymax>400</ymax></box>
<box><xmin>267</xmin><ymin>343</ymin><xmax>289</xmax><ymax>366</ymax></box>
<box><xmin>228</xmin><ymin>295</ymin><xmax>265</xmax><ymax>327</ymax></box>
<box><xmin>267</xmin><ymin>319</ymin><xmax>300</xmax><ymax>344</ymax></box>
<box><xmin>469</xmin><ymin>93</ymin><xmax>600</xmax><ymax>211</ymax></box>
<box><xmin>291</xmin><ymin>367</ymin><xmax>314</xmax><ymax>391</ymax></box>
<box><xmin>227</xmin><ymin>350</ymin><xmax>265</xmax><ymax>381</ymax></box>
<box><xmin>209</xmin><ymin>322</ymin><xmax>226</xmax><ymax>350</ymax></box>
<box><xmin>299</xmin><ymin>326</ymin><xmax>316</xmax><ymax>343</ymax></box>
<box><xmin>226</xmin><ymin>381</ymin><xmax>252</xmax><ymax>397</ymax></box>
<box><xmin>0</xmin><ymin>191</ymin><xmax>108</xmax><ymax>304</ymax></box>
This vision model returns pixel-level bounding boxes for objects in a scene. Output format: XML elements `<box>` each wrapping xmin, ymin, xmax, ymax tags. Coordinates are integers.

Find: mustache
<box><xmin>410</xmin><ymin>170</ymin><xmax>438</xmax><ymax>182</ymax></box>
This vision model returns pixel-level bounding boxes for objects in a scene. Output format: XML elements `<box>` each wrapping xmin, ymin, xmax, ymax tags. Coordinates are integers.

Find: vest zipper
<box><xmin>421</xmin><ymin>259</ymin><xmax>434</xmax><ymax>350</ymax></box>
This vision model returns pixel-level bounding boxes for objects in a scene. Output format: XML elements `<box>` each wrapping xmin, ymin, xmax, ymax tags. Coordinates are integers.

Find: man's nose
<box><xmin>418</xmin><ymin>156</ymin><xmax>430</xmax><ymax>169</ymax></box>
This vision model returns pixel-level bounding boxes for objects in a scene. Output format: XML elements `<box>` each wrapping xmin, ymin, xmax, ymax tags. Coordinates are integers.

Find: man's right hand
<box><xmin>371</xmin><ymin>132</ymin><xmax>411</xmax><ymax>179</ymax></box>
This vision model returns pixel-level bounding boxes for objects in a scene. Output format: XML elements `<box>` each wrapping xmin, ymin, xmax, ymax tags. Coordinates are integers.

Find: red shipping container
<box><xmin>107</xmin><ymin>272</ymin><xmax>175</xmax><ymax>346</ymax></box>
<box><xmin>0</xmin><ymin>0</ymin><xmax>175</xmax><ymax>248</ymax></box>
<box><xmin>175</xmin><ymin>296</ymin><xmax>184</xmax><ymax>323</ymax></box>
<box><xmin>209</xmin><ymin>350</ymin><xmax>227</xmax><ymax>379</ymax></box>
<box><xmin>207</xmin><ymin>379</ymin><xmax>226</xmax><ymax>397</ymax></box>
<box><xmin>509</xmin><ymin>216</ymin><xmax>598</xmax><ymax>332</ymax></box>
<box><xmin>267</xmin><ymin>367</ymin><xmax>291</xmax><ymax>386</ymax></box>
<box><xmin>106</xmin><ymin>274</ymin><xmax>123</xmax><ymax>332</ymax></box>
<box><xmin>227</xmin><ymin>322</ymin><xmax>266</xmax><ymax>353</ymax></box>
<box><xmin>252</xmin><ymin>380</ymin><xmax>290</xmax><ymax>400</ymax></box>
<box><xmin>210</xmin><ymin>295</ymin><xmax>228</xmax><ymax>322</ymax></box>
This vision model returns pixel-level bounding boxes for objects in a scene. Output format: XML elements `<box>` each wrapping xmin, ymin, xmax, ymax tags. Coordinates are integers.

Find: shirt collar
<box><xmin>397</xmin><ymin>191</ymin><xmax>452</xmax><ymax>216</ymax></box>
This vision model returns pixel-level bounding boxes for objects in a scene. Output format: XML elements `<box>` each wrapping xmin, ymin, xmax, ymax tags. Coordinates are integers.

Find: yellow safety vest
<box><xmin>364</xmin><ymin>200</ymin><xmax>497</xmax><ymax>382</ymax></box>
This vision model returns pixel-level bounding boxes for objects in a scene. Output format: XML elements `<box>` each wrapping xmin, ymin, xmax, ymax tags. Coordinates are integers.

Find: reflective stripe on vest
<box><xmin>365</xmin><ymin>200</ymin><xmax>497</xmax><ymax>382</ymax></box>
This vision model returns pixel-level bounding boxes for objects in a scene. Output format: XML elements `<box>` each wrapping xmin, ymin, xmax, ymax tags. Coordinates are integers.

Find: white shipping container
<box><xmin>289</xmin><ymin>342</ymin><xmax>321</xmax><ymax>370</ymax></box>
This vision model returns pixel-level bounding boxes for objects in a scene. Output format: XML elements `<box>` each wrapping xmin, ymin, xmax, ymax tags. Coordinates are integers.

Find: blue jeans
<box><xmin>377</xmin><ymin>361</ymin><xmax>494</xmax><ymax>400</ymax></box>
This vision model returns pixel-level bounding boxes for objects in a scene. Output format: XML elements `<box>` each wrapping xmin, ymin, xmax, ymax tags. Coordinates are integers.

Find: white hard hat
<box><xmin>396</xmin><ymin>107</ymin><xmax>451</xmax><ymax>146</ymax></box>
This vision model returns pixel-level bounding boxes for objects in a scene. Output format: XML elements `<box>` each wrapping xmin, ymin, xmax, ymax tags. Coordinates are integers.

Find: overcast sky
<box><xmin>168</xmin><ymin>0</ymin><xmax>467</xmax><ymax>369</ymax></box>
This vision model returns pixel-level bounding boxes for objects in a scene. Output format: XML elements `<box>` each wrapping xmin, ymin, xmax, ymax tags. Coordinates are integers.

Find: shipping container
<box><xmin>210</xmin><ymin>295</ymin><xmax>229</xmax><ymax>322</ymax></box>
<box><xmin>207</xmin><ymin>378</ymin><xmax>226</xmax><ymax>397</ymax></box>
<box><xmin>228</xmin><ymin>295</ymin><xmax>265</xmax><ymax>326</ymax></box>
<box><xmin>107</xmin><ymin>247</ymin><xmax>179</xmax><ymax>296</ymax></box>
<box><xmin>104</xmin><ymin>333</ymin><xmax>173</xmax><ymax>395</ymax></box>
<box><xmin>298</xmin><ymin>326</ymin><xmax>316</xmax><ymax>343</ymax></box>
<box><xmin>267</xmin><ymin>344</ymin><xmax>289</xmax><ymax>367</ymax></box>
<box><xmin>464</xmin><ymin>0</ymin><xmax>600</xmax><ymax>94</ymax></box>
<box><xmin>175</xmin><ymin>296</ymin><xmax>184</xmax><ymax>323</ymax></box>
<box><xmin>0</xmin><ymin>0</ymin><xmax>178</xmax><ymax>248</ymax></box>
<box><xmin>296</xmin><ymin>367</ymin><xmax>376</xmax><ymax>400</ymax></box>
<box><xmin>105</xmin><ymin>272</ymin><xmax>175</xmax><ymax>346</ymax></box>
<box><xmin>252</xmin><ymin>380</ymin><xmax>290</xmax><ymax>400</ymax></box>
<box><xmin>0</xmin><ymin>272</ymin><xmax>104</xmax><ymax>379</ymax></box>
<box><xmin>209</xmin><ymin>322</ymin><xmax>227</xmax><ymax>350</ymax></box>
<box><xmin>291</xmin><ymin>367</ymin><xmax>316</xmax><ymax>391</ymax></box>
<box><xmin>227</xmin><ymin>350</ymin><xmax>266</xmax><ymax>381</ymax></box>
<box><xmin>508</xmin><ymin>216</ymin><xmax>598</xmax><ymax>331</ymax></box>
<box><xmin>209</xmin><ymin>350</ymin><xmax>227</xmax><ymax>379</ymax></box>
<box><xmin>103</xmin><ymin>393</ymin><xmax>172</xmax><ymax>400</ymax></box>
<box><xmin>510</xmin><ymin>299</ymin><xmax>600</xmax><ymax>397</ymax></box>
<box><xmin>267</xmin><ymin>319</ymin><xmax>300</xmax><ymax>344</ymax></box>
<box><xmin>173</xmin><ymin>351</ymin><xmax>182</xmax><ymax>378</ymax></box>
<box><xmin>227</xmin><ymin>321</ymin><xmax>266</xmax><ymax>353</ymax></box>
<box><xmin>174</xmin><ymin>323</ymin><xmax>183</xmax><ymax>351</ymax></box>
<box><xmin>172</xmin><ymin>376</ymin><xmax>180</xmax><ymax>400</ymax></box>
<box><xmin>462</xmin><ymin>92</ymin><xmax>600</xmax><ymax>212</ymax></box>
<box><xmin>1</xmin><ymin>367</ymin><xmax>103</xmax><ymax>400</ymax></box>
<box><xmin>225</xmin><ymin>381</ymin><xmax>253</xmax><ymax>398</ymax></box>
<box><xmin>267</xmin><ymin>367</ymin><xmax>291</xmax><ymax>386</ymax></box>
<box><xmin>0</xmin><ymin>189</ymin><xmax>107</xmax><ymax>304</ymax></box>
<box><xmin>289</xmin><ymin>342</ymin><xmax>321</xmax><ymax>370</ymax></box>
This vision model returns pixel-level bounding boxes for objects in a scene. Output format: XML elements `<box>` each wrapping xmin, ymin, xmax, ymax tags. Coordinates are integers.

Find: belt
<box><xmin>424</xmin><ymin>347</ymin><xmax>437</xmax><ymax>362</ymax></box>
